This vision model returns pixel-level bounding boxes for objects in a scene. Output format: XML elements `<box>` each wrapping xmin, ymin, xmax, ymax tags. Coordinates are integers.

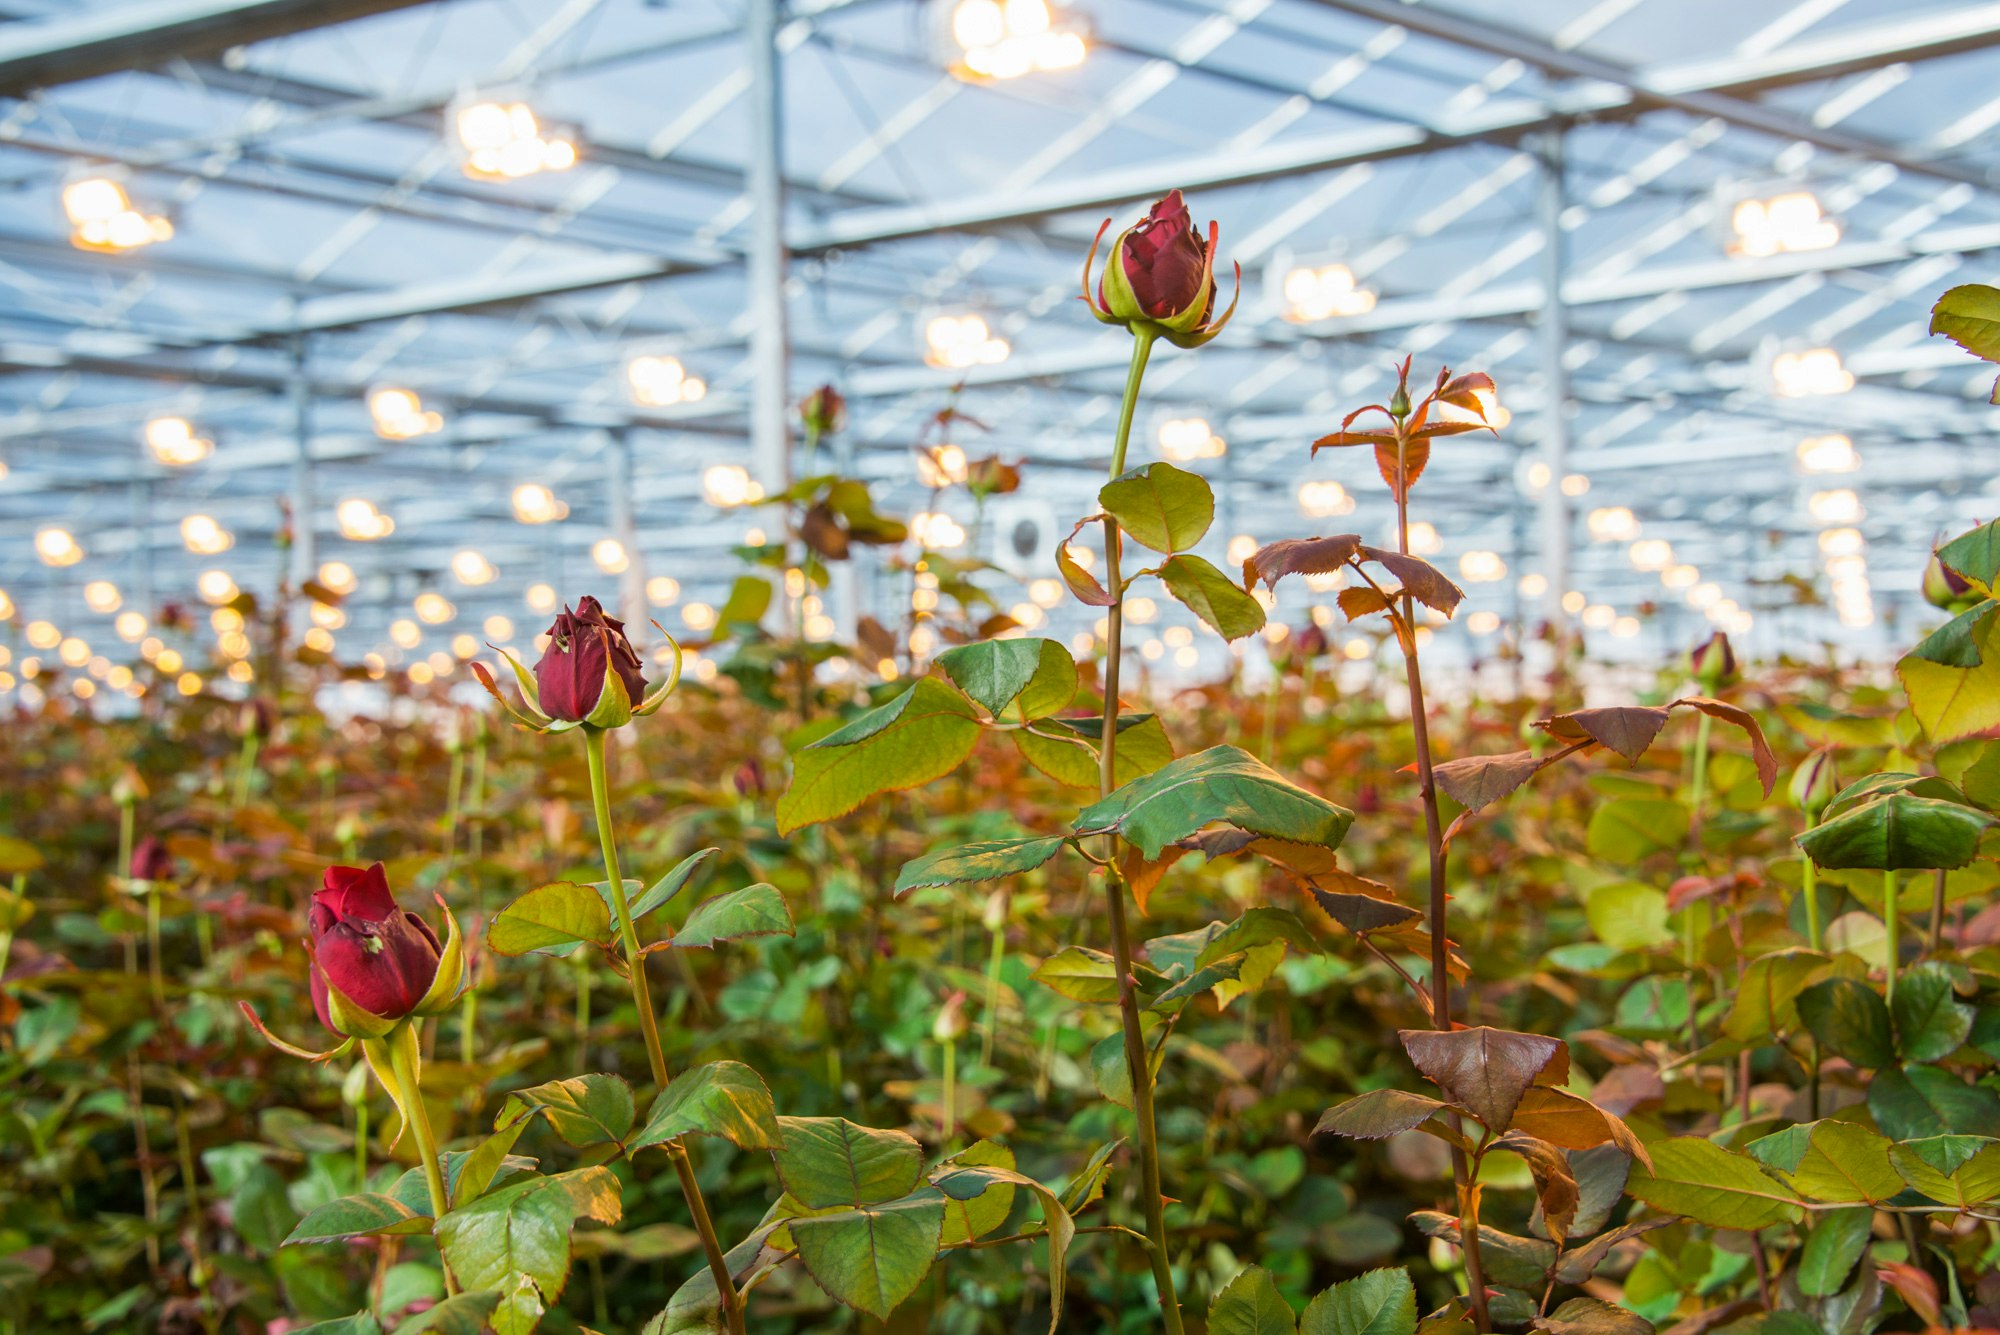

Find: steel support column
<box><xmin>745</xmin><ymin>0</ymin><xmax>792</xmax><ymax>494</ymax></box>
<box><xmin>1534</xmin><ymin>132</ymin><xmax>1571</xmax><ymax>628</ymax></box>
<box><xmin>288</xmin><ymin>331</ymin><xmax>316</xmax><ymax>602</ymax></box>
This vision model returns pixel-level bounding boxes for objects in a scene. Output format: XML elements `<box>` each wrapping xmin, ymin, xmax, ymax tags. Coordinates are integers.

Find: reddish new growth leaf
<box><xmin>1054</xmin><ymin>515</ymin><xmax>1116</xmax><ymax>607</ymax></box>
<box><xmin>1433</xmin><ymin>750</ymin><xmax>1553</xmax><ymax>814</ymax></box>
<box><xmin>1310</xmin><ymin>361</ymin><xmax>1499</xmax><ymax>501</ymax></box>
<box><xmin>1338</xmin><ymin>586</ymin><xmax>1394</xmax><ymax>621</ymax></box>
<box><xmin>1674</xmin><ymin>696</ymin><xmax>1779</xmax><ymax>795</ymax></box>
<box><xmin>1399</xmin><ymin>1026</ymin><xmax>1566</xmax><ymax>1135</ymax></box>
<box><xmin>1360</xmin><ymin>546</ymin><xmax>1463</xmax><ymax>616</ymax></box>
<box><xmin>1536</xmin><ymin>706</ymin><xmax>1673</xmax><ymax>765</ymax></box>
<box><xmin>1242</xmin><ymin>535</ymin><xmax>1363</xmax><ymax>591</ymax></box>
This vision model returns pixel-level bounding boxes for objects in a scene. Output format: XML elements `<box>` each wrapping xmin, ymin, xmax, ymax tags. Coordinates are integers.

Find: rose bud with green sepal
<box><xmin>1687</xmin><ymin>630</ymin><xmax>1738</xmax><ymax>690</ymax></box>
<box><xmin>1923</xmin><ymin>547</ymin><xmax>1981</xmax><ymax>613</ymax></box>
<box><xmin>1082</xmin><ymin>189</ymin><xmax>1240</xmax><ymax>349</ymax></box>
<box><xmin>473</xmin><ymin>592</ymin><xmax>683</xmax><ymax>734</ymax></box>
<box><xmin>1790</xmin><ymin>747</ymin><xmax>1840</xmax><ymax>817</ymax></box>
<box><xmin>307</xmin><ymin>863</ymin><xmax>465</xmax><ymax>1040</ymax></box>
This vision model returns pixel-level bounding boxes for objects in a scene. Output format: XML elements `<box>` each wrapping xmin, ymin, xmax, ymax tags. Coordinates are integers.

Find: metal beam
<box><xmin>0</xmin><ymin>0</ymin><xmax>431</xmax><ymax>95</ymax></box>
<box><xmin>1305</xmin><ymin>0</ymin><xmax>1999</xmax><ymax>191</ymax></box>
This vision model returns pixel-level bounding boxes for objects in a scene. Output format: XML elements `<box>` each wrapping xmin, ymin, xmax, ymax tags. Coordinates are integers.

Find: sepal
<box><xmin>237</xmin><ymin>1001</ymin><xmax>356</xmax><ymax>1063</ymax></box>
<box><xmin>412</xmin><ymin>894</ymin><xmax>469</xmax><ymax>1017</ymax></box>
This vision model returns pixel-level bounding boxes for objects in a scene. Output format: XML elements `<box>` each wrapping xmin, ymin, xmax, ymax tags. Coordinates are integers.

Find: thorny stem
<box><xmin>1391</xmin><ymin>427</ymin><xmax>1490</xmax><ymax>1333</ymax></box>
<box><xmin>583</xmin><ymin>728</ymin><xmax>745</xmax><ymax>1335</ymax></box>
<box><xmin>1096</xmin><ymin>328</ymin><xmax>1185</xmax><ymax>1335</ymax></box>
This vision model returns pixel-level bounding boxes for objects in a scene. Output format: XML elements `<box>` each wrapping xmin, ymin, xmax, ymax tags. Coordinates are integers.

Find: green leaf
<box><xmin>1091</xmin><ymin>1030</ymin><xmax>1133</xmax><ymax>1109</ymax></box>
<box><xmin>1099</xmin><ymin>462</ymin><xmax>1215</xmax><ymax>554</ymax></box>
<box><xmin>1531</xmin><ymin>1297</ymin><xmax>1654</xmax><ymax>1335</ymax></box>
<box><xmin>1937</xmin><ymin>517</ymin><xmax>2000</xmax><ymax>593</ymax></box>
<box><xmin>1908</xmin><ymin>601</ymin><xmax>1996</xmax><ymax>668</ymax></box>
<box><xmin>499</xmin><ymin>1074</ymin><xmax>636</xmax><ymax>1149</ymax></box>
<box><xmin>929</xmin><ymin>1160</ymin><xmax>1076</xmax><ymax>1335</ymax></box>
<box><xmin>1149</xmin><ymin>950</ymin><xmax>1250</xmax><ymax>1012</ymax></box>
<box><xmin>486</xmin><ymin>882</ymin><xmax>613</xmax><ymax>958</ymax></box>
<box><xmin>1014</xmin><ymin>713</ymin><xmax>1173</xmax><ymax>788</ymax></box>
<box><xmin>672</xmin><ymin>883</ymin><xmax>794</xmax><ymax>948</ymax></box>
<box><xmin>772</xmin><ymin>1116</ymin><xmax>922</xmax><ymax>1209</ymax></box>
<box><xmin>630</xmin><ymin>1061</ymin><xmax>781</xmax><ymax>1152</ymax></box>
<box><xmin>935</xmin><ymin>1141</ymin><xmax>1015</xmax><ymax>1246</ymax></box>
<box><xmin>1012</xmin><ymin>640</ymin><xmax>1081</xmax><ymax>719</ymax></box>
<box><xmin>1890</xmin><ymin>1135</ymin><xmax>2000</xmax><ymax>1206</ymax></box>
<box><xmin>1868</xmin><ymin>1063</ymin><xmax>2000</xmax><ymax>1139</ymax></box>
<box><xmin>1301</xmin><ymin>1266</ymin><xmax>1418</xmax><ymax>1335</ymax></box>
<box><xmin>1780</xmin><ymin>1121</ymin><xmax>1903</xmax><ymax>1204</ymax></box>
<box><xmin>894</xmin><ymin>835</ymin><xmax>1068</xmax><ymax>896</ymax></box>
<box><xmin>1719</xmin><ymin>950</ymin><xmax>1826</xmax><ymax>1044</ymax></box>
<box><xmin>393</xmin><ymin>1292</ymin><xmax>505</xmax><ymax>1335</ymax></box>
<box><xmin>1797</xmin><ymin>1207</ymin><xmax>1872</xmax><ymax>1297</ymax></box>
<box><xmin>1585</xmin><ymin>882</ymin><xmax>1670</xmax><ymax>952</ymax></box>
<box><xmin>433</xmin><ymin>1168</ymin><xmax>622</xmax><ymax>1329</ymax></box>
<box><xmin>1893</xmin><ymin>961</ymin><xmax>1976</xmax><ymax>1062</ymax></box>
<box><xmin>788</xmin><ymin>1191</ymin><xmax>945</xmax><ymax>1320</ymax></box>
<box><xmin>1796</xmin><ymin>977</ymin><xmax>1894</xmax><ymax>1068</ymax></box>
<box><xmin>283</xmin><ymin>1193</ymin><xmax>431</xmax><ymax>1246</ymax></box>
<box><xmin>1931</xmin><ymin>285</ymin><xmax>2000</xmax><ymax>365</ymax></box>
<box><xmin>1898</xmin><ymin>605</ymin><xmax>2000</xmax><ymax>744</ymax></box>
<box><xmin>1584</xmin><ymin>797</ymin><xmax>1689</xmax><ymax>864</ymax></box>
<box><xmin>453</xmin><ymin>1119</ymin><xmax>530</xmax><ymax>1207</ymax></box>
<box><xmin>291</xmin><ymin>1317</ymin><xmax>382</xmax><ymax>1335</ymax></box>
<box><xmin>777</xmin><ymin>679</ymin><xmax>981</xmax><ymax>833</ymax></box>
<box><xmin>1157</xmin><ymin>553</ymin><xmax>1267</xmax><ymax>640</ymax></box>
<box><xmin>1797</xmin><ymin>791</ymin><xmax>1995</xmax><ymax>870</ymax></box>
<box><xmin>1031</xmin><ymin>947</ymin><xmax>1121</xmax><ymax>1004</ymax></box>
<box><xmin>1312</xmin><ymin>1090</ymin><xmax>1449</xmax><ymax>1141</ymax></box>
<box><xmin>717</xmin><ymin>574</ymin><xmax>772</xmax><ymax>629</ymax></box>
<box><xmin>629</xmin><ymin>848</ymin><xmax>718</xmax><ymax>922</ymax></box>
<box><xmin>937</xmin><ymin>638</ymin><xmax>1055</xmax><ymax>717</ymax></box>
<box><xmin>1624</xmin><ymin>1138</ymin><xmax>1804</xmax><ymax>1230</ymax></box>
<box><xmin>1210</xmin><ymin>1264</ymin><xmax>1297</xmax><ymax>1335</ymax></box>
<box><xmin>1073</xmin><ymin>745</ymin><xmax>1352</xmax><ymax>860</ymax></box>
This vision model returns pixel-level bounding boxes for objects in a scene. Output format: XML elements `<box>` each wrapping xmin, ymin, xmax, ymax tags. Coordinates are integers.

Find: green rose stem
<box><xmin>1883</xmin><ymin>870</ymin><xmax>1899</xmax><ymax>1008</ymax></box>
<box><xmin>1095</xmin><ymin>326</ymin><xmax>1187</xmax><ymax>1335</ymax></box>
<box><xmin>232</xmin><ymin>731</ymin><xmax>259</xmax><ymax>810</ymax></box>
<box><xmin>1800</xmin><ymin>812</ymin><xmax>1824</xmax><ymax>1118</ymax></box>
<box><xmin>117</xmin><ymin>797</ymin><xmax>139</xmax><ymax>976</ymax></box>
<box><xmin>582</xmin><ymin>728</ymin><xmax>745</xmax><ymax>1335</ymax></box>
<box><xmin>1386</xmin><ymin>426</ymin><xmax>1491</xmax><ymax>1335</ymax></box>
<box><xmin>384</xmin><ymin>1024</ymin><xmax>456</xmax><ymax>1296</ymax></box>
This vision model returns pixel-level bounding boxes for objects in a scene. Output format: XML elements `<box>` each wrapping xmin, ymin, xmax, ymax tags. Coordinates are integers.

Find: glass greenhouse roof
<box><xmin>3</xmin><ymin>0</ymin><xmax>1999</xmax><ymax>680</ymax></box>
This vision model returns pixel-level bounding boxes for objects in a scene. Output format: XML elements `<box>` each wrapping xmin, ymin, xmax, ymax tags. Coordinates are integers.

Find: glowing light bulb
<box><xmin>367</xmin><ymin>387</ymin><xmax>442</xmax><ymax>439</ymax></box>
<box><xmin>917</xmin><ymin>444</ymin><xmax>969</xmax><ymax>488</ymax></box>
<box><xmin>35</xmin><ymin>527</ymin><xmax>82</xmax><ymax>567</ymax></box>
<box><xmin>1297</xmin><ymin>480</ymin><xmax>1352</xmax><ymax>517</ymax></box>
<box><xmin>924</xmin><ymin>313</ymin><xmax>1010</xmax><ymax>368</ymax></box>
<box><xmin>450</xmin><ymin>549</ymin><xmax>496</xmax><ymax>586</ymax></box>
<box><xmin>1458</xmin><ymin>550</ymin><xmax>1506</xmax><ymax>583</ymax></box>
<box><xmin>1796</xmin><ymin>434</ymin><xmax>1858</xmax><ymax>474</ymax></box>
<box><xmin>511</xmin><ymin>482</ymin><xmax>568</xmax><ymax>525</ymax></box>
<box><xmin>414</xmin><ymin>592</ymin><xmax>455</xmax><ymax>625</ymax></box>
<box><xmin>145</xmin><ymin>416</ymin><xmax>212</xmax><ymax>465</ymax></box>
<box><xmin>318</xmin><ymin>560</ymin><xmax>357</xmax><ymax>594</ymax></box>
<box><xmin>336</xmin><ymin>498</ymin><xmax>394</xmax><ymax>541</ymax></box>
<box><xmin>181</xmin><ymin>513</ymin><xmax>232</xmax><ymax>555</ymax></box>
<box><xmin>911</xmin><ymin>512</ymin><xmax>966</xmax><ymax>550</ymax></box>
<box><xmin>626</xmin><ymin>356</ymin><xmax>708</xmax><ymax>407</ymax></box>
<box><xmin>1730</xmin><ymin>191</ymin><xmax>1839</xmax><ymax>258</ymax></box>
<box><xmin>1586</xmin><ymin>506</ymin><xmax>1639</xmax><ymax>543</ymax></box>
<box><xmin>1772</xmin><ymin>348</ymin><xmax>1854</xmax><ymax>397</ymax></box>
<box><xmin>1628</xmin><ymin>539</ymin><xmax>1674</xmax><ymax>572</ymax></box>
<box><xmin>646</xmin><ymin>576</ymin><xmax>680</xmax><ymax>606</ymax></box>
<box><xmin>83</xmin><ymin>580</ymin><xmax>121</xmax><ymax>613</ymax></box>
<box><xmin>63</xmin><ymin>175</ymin><xmax>172</xmax><ymax>252</ymax></box>
<box><xmin>1405</xmin><ymin>522</ymin><xmax>1441</xmax><ymax>556</ymax></box>
<box><xmin>197</xmin><ymin>570</ymin><xmax>238</xmax><ymax>604</ymax></box>
<box><xmin>703</xmin><ymin>464</ymin><xmax>763</xmax><ymax>508</ymax></box>
<box><xmin>525</xmin><ymin>583</ymin><xmax>558</xmax><ymax>614</ymax></box>
<box><xmin>592</xmin><ymin>538</ymin><xmax>629</xmax><ymax>573</ymax></box>
<box><xmin>116</xmin><ymin>611</ymin><xmax>147</xmax><ymax>641</ymax></box>
<box><xmin>1158</xmin><ymin>418</ymin><xmax>1226</xmax><ymax>462</ymax></box>
<box><xmin>455</xmin><ymin>98</ymin><xmax>578</xmax><ymax>181</ymax></box>
<box><xmin>1281</xmin><ymin>263</ymin><xmax>1376</xmax><ymax>322</ymax></box>
<box><xmin>1808</xmin><ymin>488</ymin><xmax>1863</xmax><ymax>525</ymax></box>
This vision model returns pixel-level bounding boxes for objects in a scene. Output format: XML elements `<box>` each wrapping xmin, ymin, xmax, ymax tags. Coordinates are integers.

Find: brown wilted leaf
<box><xmin>1673</xmin><ymin>696</ymin><xmax>1779</xmax><ymax>795</ymax></box>
<box><xmin>1361</xmin><ymin>546</ymin><xmax>1463</xmax><ymax>616</ymax></box>
<box><xmin>1536</xmin><ymin>706</ymin><xmax>1673</xmax><ymax>765</ymax></box>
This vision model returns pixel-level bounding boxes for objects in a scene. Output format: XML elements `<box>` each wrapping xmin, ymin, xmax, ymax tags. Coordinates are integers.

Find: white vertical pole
<box><xmin>745</xmin><ymin>0</ymin><xmax>791</xmax><ymax>495</ymax></box>
<box><xmin>1535</xmin><ymin>132</ymin><xmax>1571</xmax><ymax>626</ymax></box>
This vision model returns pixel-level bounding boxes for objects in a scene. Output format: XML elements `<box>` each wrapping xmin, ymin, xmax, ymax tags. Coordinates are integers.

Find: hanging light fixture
<box><xmin>35</xmin><ymin>527</ymin><xmax>82</xmax><ymax>567</ymax></box>
<box><xmin>924</xmin><ymin>313</ymin><xmax>1010</xmax><ymax>368</ymax></box>
<box><xmin>145</xmin><ymin>416</ymin><xmax>212</xmax><ymax>466</ymax></box>
<box><xmin>453</xmin><ymin>97</ymin><xmax>578</xmax><ymax>180</ymax></box>
<box><xmin>62</xmin><ymin>174</ymin><xmax>172</xmax><ymax>253</ymax></box>
<box><xmin>627</xmin><ymin>356</ymin><xmax>708</xmax><ymax>407</ymax></box>
<box><xmin>367</xmin><ymin>388</ymin><xmax>443</xmax><ymax>440</ymax></box>
<box><xmin>1157</xmin><ymin>418</ymin><xmax>1225</xmax><ymax>462</ymax></box>
<box><xmin>1729</xmin><ymin>191</ymin><xmax>1839</xmax><ymax>258</ymax></box>
<box><xmin>946</xmin><ymin>0</ymin><xmax>1086</xmax><ymax>79</ymax></box>
<box><xmin>1280</xmin><ymin>263</ymin><xmax>1376</xmax><ymax>322</ymax></box>
<box><xmin>1772</xmin><ymin>348</ymin><xmax>1854</xmax><ymax>397</ymax></box>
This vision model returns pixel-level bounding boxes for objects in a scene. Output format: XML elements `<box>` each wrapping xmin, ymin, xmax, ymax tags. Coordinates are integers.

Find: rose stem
<box><xmin>1801</xmin><ymin>812</ymin><xmax>1823</xmax><ymax>1118</ymax></box>
<box><xmin>386</xmin><ymin>1026</ymin><xmax>457</xmax><ymax>1296</ymax></box>
<box><xmin>1883</xmin><ymin>870</ymin><xmax>1899</xmax><ymax>1008</ymax></box>
<box><xmin>584</xmin><ymin>727</ymin><xmax>745</xmax><ymax>1335</ymax></box>
<box><xmin>1391</xmin><ymin>425</ymin><xmax>1490</xmax><ymax>1334</ymax></box>
<box><xmin>1097</xmin><ymin>326</ymin><xmax>1186</xmax><ymax>1335</ymax></box>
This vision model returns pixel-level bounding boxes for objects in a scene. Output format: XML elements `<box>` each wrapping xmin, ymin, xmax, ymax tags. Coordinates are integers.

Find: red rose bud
<box><xmin>1084</xmin><ymin>189</ymin><xmax>1240</xmax><ymax>349</ymax></box>
<box><xmin>1790</xmin><ymin>748</ymin><xmax>1839</xmax><ymax>816</ymax></box>
<box><xmin>1294</xmin><ymin>624</ymin><xmax>1329</xmax><ymax>659</ymax></box>
<box><xmin>1923</xmin><ymin>550</ymin><xmax>1978</xmax><ymax>612</ymax></box>
<box><xmin>534</xmin><ymin>595</ymin><xmax>647</xmax><ymax>724</ymax></box>
<box><xmin>308</xmin><ymin>863</ymin><xmax>443</xmax><ymax>1036</ymax></box>
<box><xmin>1687</xmin><ymin>631</ymin><xmax>1737</xmax><ymax>689</ymax></box>
<box><xmin>801</xmin><ymin>385</ymin><xmax>846</xmax><ymax>438</ymax></box>
<box><xmin>130</xmin><ymin>835</ymin><xmax>176</xmax><ymax>882</ymax></box>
